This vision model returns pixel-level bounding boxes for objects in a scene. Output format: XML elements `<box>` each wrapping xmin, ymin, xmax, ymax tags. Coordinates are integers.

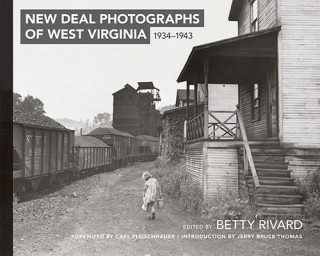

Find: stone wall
<box><xmin>161</xmin><ymin>104</ymin><xmax>204</xmax><ymax>160</ymax></box>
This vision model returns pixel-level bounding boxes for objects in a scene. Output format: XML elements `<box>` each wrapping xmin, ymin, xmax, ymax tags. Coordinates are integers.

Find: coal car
<box><xmin>13</xmin><ymin>111</ymin><xmax>159</xmax><ymax>194</ymax></box>
<box><xmin>73</xmin><ymin>136</ymin><xmax>113</xmax><ymax>177</ymax></box>
<box><xmin>13</xmin><ymin>111</ymin><xmax>74</xmax><ymax>193</ymax></box>
<box><xmin>86</xmin><ymin>127</ymin><xmax>139</xmax><ymax>166</ymax></box>
<box><xmin>136</xmin><ymin>135</ymin><xmax>159</xmax><ymax>161</ymax></box>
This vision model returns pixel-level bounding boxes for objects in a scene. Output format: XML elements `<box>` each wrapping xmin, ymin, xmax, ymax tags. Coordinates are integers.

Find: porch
<box><xmin>178</xmin><ymin>27</ymin><xmax>281</xmax><ymax>196</ymax></box>
<box><xmin>177</xmin><ymin>27</ymin><xmax>305</xmax><ymax>215</ymax></box>
<box><xmin>185</xmin><ymin>107</ymin><xmax>265</xmax><ymax>200</ymax></box>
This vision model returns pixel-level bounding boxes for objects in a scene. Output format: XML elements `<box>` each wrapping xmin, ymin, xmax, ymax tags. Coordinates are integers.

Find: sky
<box><xmin>14</xmin><ymin>0</ymin><xmax>237</xmax><ymax>121</ymax></box>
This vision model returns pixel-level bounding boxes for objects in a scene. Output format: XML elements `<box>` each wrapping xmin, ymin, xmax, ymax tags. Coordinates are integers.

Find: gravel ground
<box><xmin>13</xmin><ymin>162</ymin><xmax>320</xmax><ymax>256</ymax></box>
<box><xmin>13</xmin><ymin>173</ymin><xmax>105</xmax><ymax>255</ymax></box>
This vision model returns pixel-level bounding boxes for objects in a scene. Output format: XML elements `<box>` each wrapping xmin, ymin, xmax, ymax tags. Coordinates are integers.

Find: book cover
<box><xmin>10</xmin><ymin>0</ymin><xmax>320</xmax><ymax>255</ymax></box>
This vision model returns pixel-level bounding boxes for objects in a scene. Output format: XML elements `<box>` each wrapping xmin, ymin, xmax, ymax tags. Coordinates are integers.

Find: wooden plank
<box><xmin>194</xmin><ymin>77</ymin><xmax>198</xmax><ymax>117</ymax></box>
<box><xmin>61</xmin><ymin>132</ymin><xmax>64</xmax><ymax>171</ymax></box>
<box><xmin>236</xmin><ymin>109</ymin><xmax>260</xmax><ymax>188</ymax></box>
<box><xmin>56</xmin><ymin>131</ymin><xmax>59</xmax><ymax>172</ymax></box>
<box><xmin>206</xmin><ymin>148</ymin><xmax>239</xmax><ymax>196</ymax></box>
<box><xmin>203</xmin><ymin>145</ymin><xmax>208</xmax><ymax>200</ymax></box>
<box><xmin>204</xmin><ymin>57</ymin><xmax>209</xmax><ymax>139</ymax></box>
<box><xmin>208</xmin><ymin>112</ymin><xmax>237</xmax><ymax>138</ymax></box>
<box><xmin>32</xmin><ymin>128</ymin><xmax>36</xmax><ymax>176</ymax></box>
<box><xmin>48</xmin><ymin>131</ymin><xmax>52</xmax><ymax>174</ymax></box>
<box><xmin>186</xmin><ymin>82</ymin><xmax>190</xmax><ymax>121</ymax></box>
<box><xmin>243</xmin><ymin>146</ymin><xmax>248</xmax><ymax>176</ymax></box>
<box><xmin>41</xmin><ymin>130</ymin><xmax>44</xmax><ymax>175</ymax></box>
<box><xmin>22</xmin><ymin>126</ymin><xmax>26</xmax><ymax>178</ymax></box>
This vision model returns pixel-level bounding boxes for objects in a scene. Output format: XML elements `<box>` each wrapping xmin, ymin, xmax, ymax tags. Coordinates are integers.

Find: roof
<box><xmin>177</xmin><ymin>26</ymin><xmax>281</xmax><ymax>83</ymax></box>
<box><xmin>75</xmin><ymin>136</ymin><xmax>110</xmax><ymax>148</ymax></box>
<box><xmin>137</xmin><ymin>135</ymin><xmax>159</xmax><ymax>142</ymax></box>
<box><xmin>13</xmin><ymin>110</ymin><xmax>68</xmax><ymax>130</ymax></box>
<box><xmin>228</xmin><ymin>0</ymin><xmax>244</xmax><ymax>21</ymax></box>
<box><xmin>86</xmin><ymin>127</ymin><xmax>135</xmax><ymax>138</ymax></box>
<box><xmin>176</xmin><ymin>89</ymin><xmax>195</xmax><ymax>105</ymax></box>
<box><xmin>112</xmin><ymin>84</ymin><xmax>136</xmax><ymax>95</ymax></box>
<box><xmin>137</xmin><ymin>82</ymin><xmax>159</xmax><ymax>91</ymax></box>
<box><xmin>162</xmin><ymin>103</ymin><xmax>204</xmax><ymax>119</ymax></box>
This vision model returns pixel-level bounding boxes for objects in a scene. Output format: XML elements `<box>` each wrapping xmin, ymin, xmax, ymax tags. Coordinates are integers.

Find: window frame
<box><xmin>250</xmin><ymin>0</ymin><xmax>259</xmax><ymax>32</ymax></box>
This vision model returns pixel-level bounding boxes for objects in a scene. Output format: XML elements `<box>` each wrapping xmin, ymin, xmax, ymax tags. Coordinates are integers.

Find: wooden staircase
<box><xmin>246</xmin><ymin>145</ymin><xmax>304</xmax><ymax>217</ymax></box>
<box><xmin>235</xmin><ymin>109</ymin><xmax>304</xmax><ymax>217</ymax></box>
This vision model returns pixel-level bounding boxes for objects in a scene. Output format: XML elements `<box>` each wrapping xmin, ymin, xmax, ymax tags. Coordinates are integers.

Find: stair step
<box><xmin>254</xmin><ymin>162</ymin><xmax>288</xmax><ymax>169</ymax></box>
<box><xmin>250</xmin><ymin>148</ymin><xmax>285</xmax><ymax>155</ymax></box>
<box><xmin>251</xmin><ymin>155</ymin><xmax>286</xmax><ymax>162</ymax></box>
<box><xmin>249</xmin><ymin>141</ymin><xmax>281</xmax><ymax>148</ymax></box>
<box><xmin>256</xmin><ymin>203</ymin><xmax>304</xmax><ymax>215</ymax></box>
<box><xmin>257</xmin><ymin>185</ymin><xmax>299</xmax><ymax>195</ymax></box>
<box><xmin>248</xmin><ymin>169</ymin><xmax>291</xmax><ymax>178</ymax></box>
<box><xmin>255</xmin><ymin>212</ymin><xmax>303</xmax><ymax>218</ymax></box>
<box><xmin>257</xmin><ymin>203</ymin><xmax>304</xmax><ymax>208</ymax></box>
<box><xmin>255</xmin><ymin>194</ymin><xmax>302</xmax><ymax>205</ymax></box>
<box><xmin>247</xmin><ymin>177</ymin><xmax>295</xmax><ymax>186</ymax></box>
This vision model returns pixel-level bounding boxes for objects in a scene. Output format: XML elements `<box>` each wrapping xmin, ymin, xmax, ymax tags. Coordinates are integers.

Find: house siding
<box><xmin>186</xmin><ymin>143</ymin><xmax>204</xmax><ymax>187</ymax></box>
<box><xmin>206</xmin><ymin>147</ymin><xmax>239</xmax><ymax>197</ymax></box>
<box><xmin>208</xmin><ymin>84</ymin><xmax>238</xmax><ymax>111</ymax></box>
<box><xmin>285</xmin><ymin>149</ymin><xmax>320</xmax><ymax>183</ymax></box>
<box><xmin>238</xmin><ymin>1</ymin><xmax>250</xmax><ymax>35</ymax></box>
<box><xmin>279</xmin><ymin>0</ymin><xmax>320</xmax><ymax>147</ymax></box>
<box><xmin>259</xmin><ymin>0</ymin><xmax>277</xmax><ymax>30</ymax></box>
<box><xmin>237</xmin><ymin>0</ymin><xmax>278</xmax><ymax>35</ymax></box>
<box><xmin>239</xmin><ymin>83</ymin><xmax>268</xmax><ymax>140</ymax></box>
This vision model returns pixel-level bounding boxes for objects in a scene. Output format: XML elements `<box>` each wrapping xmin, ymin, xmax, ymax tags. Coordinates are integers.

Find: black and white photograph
<box><xmin>7</xmin><ymin>0</ymin><xmax>320</xmax><ymax>255</ymax></box>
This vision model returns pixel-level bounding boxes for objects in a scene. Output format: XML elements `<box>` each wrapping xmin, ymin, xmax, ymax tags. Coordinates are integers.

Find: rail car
<box><xmin>136</xmin><ymin>135</ymin><xmax>159</xmax><ymax>161</ymax></box>
<box><xmin>13</xmin><ymin>111</ymin><xmax>74</xmax><ymax>193</ymax></box>
<box><xmin>13</xmin><ymin>111</ymin><xmax>160</xmax><ymax>194</ymax></box>
<box><xmin>86</xmin><ymin>127</ymin><xmax>139</xmax><ymax>166</ymax></box>
<box><xmin>73</xmin><ymin>136</ymin><xmax>113</xmax><ymax>177</ymax></box>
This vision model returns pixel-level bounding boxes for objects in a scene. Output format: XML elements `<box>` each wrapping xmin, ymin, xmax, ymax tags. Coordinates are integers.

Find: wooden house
<box><xmin>162</xmin><ymin>86</ymin><xmax>237</xmax><ymax>159</ymax></box>
<box><xmin>177</xmin><ymin>0</ymin><xmax>320</xmax><ymax>216</ymax></box>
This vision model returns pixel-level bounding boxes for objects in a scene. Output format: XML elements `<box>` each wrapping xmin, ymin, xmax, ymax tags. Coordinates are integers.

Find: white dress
<box><xmin>142</xmin><ymin>178</ymin><xmax>159</xmax><ymax>211</ymax></box>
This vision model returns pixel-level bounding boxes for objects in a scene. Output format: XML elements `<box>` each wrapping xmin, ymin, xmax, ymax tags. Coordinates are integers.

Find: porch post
<box><xmin>193</xmin><ymin>75</ymin><xmax>198</xmax><ymax>116</ymax></box>
<box><xmin>186</xmin><ymin>80</ymin><xmax>190</xmax><ymax>121</ymax></box>
<box><xmin>203</xmin><ymin>57</ymin><xmax>209</xmax><ymax>139</ymax></box>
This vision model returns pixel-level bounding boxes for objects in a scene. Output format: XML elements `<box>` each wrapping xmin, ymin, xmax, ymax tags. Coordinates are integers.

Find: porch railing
<box><xmin>186</xmin><ymin>110</ymin><xmax>238</xmax><ymax>141</ymax></box>
<box><xmin>208</xmin><ymin>111</ymin><xmax>238</xmax><ymax>140</ymax></box>
<box><xmin>186</xmin><ymin>112</ymin><xmax>204</xmax><ymax>141</ymax></box>
<box><xmin>185</xmin><ymin>107</ymin><xmax>260</xmax><ymax>189</ymax></box>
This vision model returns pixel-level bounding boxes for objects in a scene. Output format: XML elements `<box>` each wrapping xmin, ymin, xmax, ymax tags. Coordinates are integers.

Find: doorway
<box><xmin>267</xmin><ymin>68</ymin><xmax>278</xmax><ymax>138</ymax></box>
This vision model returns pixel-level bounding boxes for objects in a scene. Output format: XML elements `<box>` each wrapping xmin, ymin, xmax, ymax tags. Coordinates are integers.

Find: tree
<box><xmin>93</xmin><ymin>112</ymin><xmax>111</xmax><ymax>127</ymax></box>
<box><xmin>13</xmin><ymin>92</ymin><xmax>22</xmax><ymax>110</ymax></box>
<box><xmin>13</xmin><ymin>93</ymin><xmax>46</xmax><ymax>115</ymax></box>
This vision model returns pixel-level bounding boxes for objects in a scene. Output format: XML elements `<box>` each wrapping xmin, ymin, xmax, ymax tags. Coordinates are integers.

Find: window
<box><xmin>250</xmin><ymin>0</ymin><xmax>258</xmax><ymax>32</ymax></box>
<box><xmin>252</xmin><ymin>83</ymin><xmax>260</xmax><ymax>121</ymax></box>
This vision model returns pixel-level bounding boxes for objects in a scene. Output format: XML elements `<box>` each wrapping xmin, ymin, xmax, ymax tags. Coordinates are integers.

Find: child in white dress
<box><xmin>142</xmin><ymin>171</ymin><xmax>163</xmax><ymax>219</ymax></box>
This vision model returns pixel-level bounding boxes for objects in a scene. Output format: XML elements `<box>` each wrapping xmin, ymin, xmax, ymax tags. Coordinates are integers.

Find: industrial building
<box><xmin>112</xmin><ymin>82</ymin><xmax>162</xmax><ymax>137</ymax></box>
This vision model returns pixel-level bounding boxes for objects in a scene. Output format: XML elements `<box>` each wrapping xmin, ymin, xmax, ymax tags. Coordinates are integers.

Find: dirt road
<box><xmin>14</xmin><ymin>162</ymin><xmax>320</xmax><ymax>256</ymax></box>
